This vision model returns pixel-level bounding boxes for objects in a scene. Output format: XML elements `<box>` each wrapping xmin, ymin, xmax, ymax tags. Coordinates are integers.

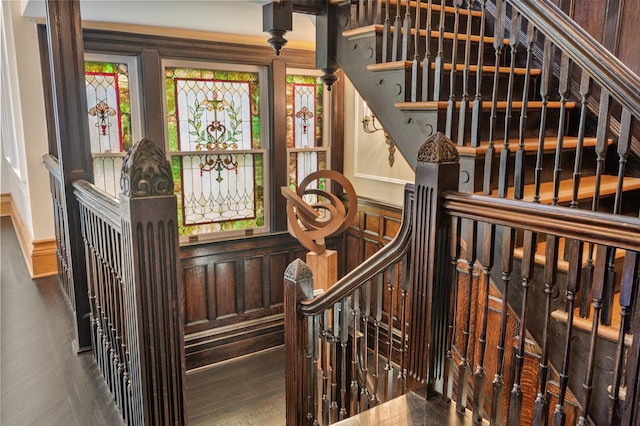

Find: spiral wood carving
<box><xmin>281</xmin><ymin>170</ymin><xmax>357</xmax><ymax>254</ymax></box>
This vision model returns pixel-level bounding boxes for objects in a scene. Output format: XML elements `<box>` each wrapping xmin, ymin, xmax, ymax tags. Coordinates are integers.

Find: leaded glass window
<box><xmin>165</xmin><ymin>63</ymin><xmax>266</xmax><ymax>239</ymax></box>
<box><xmin>286</xmin><ymin>71</ymin><xmax>328</xmax><ymax>201</ymax></box>
<box><xmin>84</xmin><ymin>55</ymin><xmax>139</xmax><ymax>197</ymax></box>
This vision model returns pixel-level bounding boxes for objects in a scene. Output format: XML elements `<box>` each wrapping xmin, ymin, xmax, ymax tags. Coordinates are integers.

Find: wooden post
<box><xmin>407</xmin><ymin>132</ymin><xmax>460</xmax><ymax>394</ymax></box>
<box><xmin>44</xmin><ymin>0</ymin><xmax>94</xmax><ymax>351</ymax></box>
<box><xmin>307</xmin><ymin>249</ymin><xmax>338</xmax><ymax>293</ymax></box>
<box><xmin>284</xmin><ymin>258</ymin><xmax>314</xmax><ymax>425</ymax></box>
<box><xmin>120</xmin><ymin>139</ymin><xmax>187</xmax><ymax>425</ymax></box>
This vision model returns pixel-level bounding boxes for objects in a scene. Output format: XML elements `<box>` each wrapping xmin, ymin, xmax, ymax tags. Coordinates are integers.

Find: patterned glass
<box><xmin>85</xmin><ymin>61</ymin><xmax>132</xmax><ymax>197</ymax></box>
<box><xmin>166</xmin><ymin>66</ymin><xmax>263</xmax><ymax>237</ymax></box>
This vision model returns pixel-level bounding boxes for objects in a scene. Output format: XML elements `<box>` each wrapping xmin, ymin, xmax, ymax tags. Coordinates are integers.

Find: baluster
<box><xmin>411</xmin><ymin>0</ymin><xmax>422</xmax><ymax>102</ymax></box>
<box><xmin>483</xmin><ymin>0</ymin><xmax>506</xmax><ymax>194</ymax></box>
<box><xmin>358</xmin><ymin>0</ymin><xmax>366</xmax><ymax>27</ymax></box>
<box><xmin>446</xmin><ymin>216</ymin><xmax>461</xmax><ymax>400</ymax></box>
<box><xmin>384</xmin><ymin>264</ymin><xmax>396</xmax><ymax>401</ymax></box>
<box><xmin>552</xmin><ymin>53</ymin><xmax>573</xmax><ymax>206</ymax></box>
<box><xmin>339</xmin><ymin>299</ymin><xmax>349</xmax><ymax>420</ymax></box>
<box><xmin>472</xmin><ymin>221</ymin><xmax>495</xmax><ymax>423</ymax></box>
<box><xmin>601</xmin><ymin>108</ymin><xmax>632</xmax><ymax>326</ymax></box>
<box><xmin>533</xmin><ymin>39</ymin><xmax>555</xmax><ymax>203</ymax></box>
<box><xmin>433</xmin><ymin>0</ymin><xmax>447</xmax><ymax>100</ymax></box>
<box><xmin>456</xmin><ymin>219</ymin><xmax>477</xmax><ymax>414</ymax></box>
<box><xmin>382</xmin><ymin>0</ymin><xmax>391</xmax><ymax>62</ymax></box>
<box><xmin>508</xmin><ymin>230</ymin><xmax>536</xmax><ymax>424</ymax></box>
<box><xmin>321</xmin><ymin>310</ymin><xmax>330</xmax><ymax>424</ymax></box>
<box><xmin>553</xmin><ymin>238</ymin><xmax>584</xmax><ymax>426</ymax></box>
<box><xmin>306</xmin><ymin>312</ymin><xmax>317</xmax><ymax>423</ymax></box>
<box><xmin>577</xmin><ymin>244</ymin><xmax>609</xmax><ymax>425</ymax></box>
<box><xmin>372</xmin><ymin>273</ymin><xmax>384</xmax><ymax>404</ymax></box>
<box><xmin>391</xmin><ymin>0</ymin><xmax>402</xmax><ymax>61</ymax></box>
<box><xmin>513</xmin><ymin>22</ymin><xmax>537</xmax><ymax>199</ymax></box>
<box><xmin>609</xmin><ymin>248</ymin><xmax>638</xmax><ymax>424</ymax></box>
<box><xmin>457</xmin><ymin>0</ymin><xmax>475</xmax><ymax>145</ymax></box>
<box><xmin>397</xmin><ymin>254</ymin><xmax>409</xmax><ymax>395</ymax></box>
<box><xmin>490</xmin><ymin>225</ymin><xmax>515</xmax><ymax>426</ymax></box>
<box><xmin>350</xmin><ymin>288</ymin><xmax>361</xmax><ymax>415</ymax></box>
<box><xmin>372</xmin><ymin>0</ymin><xmax>382</xmax><ymax>25</ymax></box>
<box><xmin>359</xmin><ymin>280</ymin><xmax>372</xmax><ymax>412</ymax></box>
<box><xmin>445</xmin><ymin>0</ymin><xmax>463</xmax><ymax>138</ymax></box>
<box><xmin>470</xmin><ymin>0</ymin><xmax>487</xmax><ymax>147</ymax></box>
<box><xmin>330</xmin><ymin>303</ymin><xmax>340</xmax><ymax>422</ymax></box>
<box><xmin>401</xmin><ymin>0</ymin><xmax>412</xmax><ymax>61</ymax></box>
<box><xmin>421</xmin><ymin>0</ymin><xmax>434</xmax><ymax>101</ymax></box>
<box><xmin>532</xmin><ymin>236</ymin><xmax>560</xmax><ymax>425</ymax></box>
<box><xmin>497</xmin><ymin>8</ymin><xmax>522</xmax><ymax>198</ymax></box>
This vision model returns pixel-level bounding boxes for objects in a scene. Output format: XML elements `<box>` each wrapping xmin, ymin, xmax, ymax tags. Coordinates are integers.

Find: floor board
<box><xmin>1</xmin><ymin>216</ymin><xmax>285</xmax><ymax>425</ymax></box>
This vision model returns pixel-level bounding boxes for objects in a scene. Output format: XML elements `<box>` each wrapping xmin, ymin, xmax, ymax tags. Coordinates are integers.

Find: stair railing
<box><xmin>44</xmin><ymin>139</ymin><xmax>188</xmax><ymax>426</ymax></box>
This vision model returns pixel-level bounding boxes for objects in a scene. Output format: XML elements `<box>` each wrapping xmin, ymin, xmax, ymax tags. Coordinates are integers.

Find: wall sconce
<box><xmin>361</xmin><ymin>103</ymin><xmax>396</xmax><ymax>167</ymax></box>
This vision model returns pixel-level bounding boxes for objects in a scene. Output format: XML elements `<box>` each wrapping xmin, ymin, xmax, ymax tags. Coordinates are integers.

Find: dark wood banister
<box><xmin>298</xmin><ymin>185</ymin><xmax>414</xmax><ymax>314</ymax></box>
<box><xmin>510</xmin><ymin>0</ymin><xmax>640</xmax><ymax>120</ymax></box>
<box><xmin>72</xmin><ymin>180</ymin><xmax>120</xmax><ymax>230</ymax></box>
<box><xmin>42</xmin><ymin>153</ymin><xmax>62</xmax><ymax>181</ymax></box>
<box><xmin>443</xmin><ymin>191</ymin><xmax>640</xmax><ymax>251</ymax></box>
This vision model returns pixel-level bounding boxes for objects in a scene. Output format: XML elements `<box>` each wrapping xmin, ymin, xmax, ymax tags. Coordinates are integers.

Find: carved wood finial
<box><xmin>284</xmin><ymin>258</ymin><xmax>313</xmax><ymax>281</ymax></box>
<box><xmin>120</xmin><ymin>138</ymin><xmax>173</xmax><ymax>198</ymax></box>
<box><xmin>417</xmin><ymin>131</ymin><xmax>460</xmax><ymax>163</ymax></box>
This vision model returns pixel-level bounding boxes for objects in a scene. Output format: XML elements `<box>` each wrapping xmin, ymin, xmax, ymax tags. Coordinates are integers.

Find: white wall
<box><xmin>343</xmin><ymin>77</ymin><xmax>414</xmax><ymax>207</ymax></box>
<box><xmin>1</xmin><ymin>0</ymin><xmax>53</xmax><ymax>242</ymax></box>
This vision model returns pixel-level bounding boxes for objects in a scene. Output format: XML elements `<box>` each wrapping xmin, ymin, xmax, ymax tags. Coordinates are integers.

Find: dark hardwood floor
<box><xmin>1</xmin><ymin>216</ymin><xmax>285</xmax><ymax>425</ymax></box>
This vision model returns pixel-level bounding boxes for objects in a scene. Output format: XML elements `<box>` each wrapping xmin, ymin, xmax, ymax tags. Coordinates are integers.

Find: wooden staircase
<box><xmin>282</xmin><ymin>0</ymin><xmax>640</xmax><ymax>425</ymax></box>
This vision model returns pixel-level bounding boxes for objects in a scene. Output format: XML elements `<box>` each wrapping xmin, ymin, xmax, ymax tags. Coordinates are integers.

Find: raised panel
<box><xmin>572</xmin><ymin>0</ymin><xmax>607</xmax><ymax>42</ymax></box>
<box><xmin>270</xmin><ymin>253</ymin><xmax>288</xmax><ymax>306</ymax></box>
<box><xmin>215</xmin><ymin>261</ymin><xmax>237</xmax><ymax>318</ymax></box>
<box><xmin>243</xmin><ymin>257</ymin><xmax>264</xmax><ymax>312</ymax></box>
<box><xmin>363</xmin><ymin>212</ymin><xmax>381</xmax><ymax>236</ymax></box>
<box><xmin>616</xmin><ymin>5</ymin><xmax>640</xmax><ymax>76</ymax></box>
<box><xmin>183</xmin><ymin>265</ymin><xmax>207</xmax><ymax>324</ymax></box>
<box><xmin>345</xmin><ymin>233</ymin><xmax>362</xmax><ymax>272</ymax></box>
<box><xmin>383</xmin><ymin>217</ymin><xmax>401</xmax><ymax>240</ymax></box>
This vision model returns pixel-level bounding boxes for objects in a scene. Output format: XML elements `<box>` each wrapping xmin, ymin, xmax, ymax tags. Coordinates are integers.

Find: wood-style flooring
<box><xmin>1</xmin><ymin>216</ymin><xmax>285</xmax><ymax>425</ymax></box>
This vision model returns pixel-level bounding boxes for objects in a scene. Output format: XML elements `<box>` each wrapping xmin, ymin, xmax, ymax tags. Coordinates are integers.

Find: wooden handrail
<box><xmin>443</xmin><ymin>191</ymin><xmax>640</xmax><ymax>251</ymax></box>
<box><xmin>42</xmin><ymin>153</ymin><xmax>62</xmax><ymax>181</ymax></box>
<box><xmin>299</xmin><ymin>184</ymin><xmax>414</xmax><ymax>315</ymax></box>
<box><xmin>72</xmin><ymin>179</ymin><xmax>120</xmax><ymax>230</ymax></box>
<box><xmin>510</xmin><ymin>0</ymin><xmax>640</xmax><ymax>120</ymax></box>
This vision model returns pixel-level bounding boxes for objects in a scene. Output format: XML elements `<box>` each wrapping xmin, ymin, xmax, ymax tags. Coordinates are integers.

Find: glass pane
<box><xmin>166</xmin><ymin>66</ymin><xmax>264</xmax><ymax>237</ymax></box>
<box><xmin>286</xmin><ymin>74</ymin><xmax>323</xmax><ymax>149</ymax></box>
<box><xmin>172</xmin><ymin>152</ymin><xmax>264</xmax><ymax>237</ymax></box>
<box><xmin>93</xmin><ymin>155</ymin><xmax>125</xmax><ymax>196</ymax></box>
<box><xmin>288</xmin><ymin>150</ymin><xmax>327</xmax><ymax>190</ymax></box>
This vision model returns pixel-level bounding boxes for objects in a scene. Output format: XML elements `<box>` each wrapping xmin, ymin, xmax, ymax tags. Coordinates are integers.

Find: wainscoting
<box><xmin>180</xmin><ymin>197</ymin><xmax>403</xmax><ymax>370</ymax></box>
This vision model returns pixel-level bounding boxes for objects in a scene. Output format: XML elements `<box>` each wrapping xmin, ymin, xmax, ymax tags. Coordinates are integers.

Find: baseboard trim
<box><xmin>0</xmin><ymin>193</ymin><xmax>58</xmax><ymax>278</ymax></box>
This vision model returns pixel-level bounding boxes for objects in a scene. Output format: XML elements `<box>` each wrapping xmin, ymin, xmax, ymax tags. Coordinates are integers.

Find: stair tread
<box><xmin>502</xmin><ymin>175</ymin><xmax>640</xmax><ymax>204</ymax></box>
<box><xmin>333</xmin><ymin>391</ymin><xmax>488</xmax><ymax>425</ymax></box>
<box><xmin>368</xmin><ymin>60</ymin><xmax>542</xmax><ymax>76</ymax></box>
<box><xmin>343</xmin><ymin>24</ymin><xmax>510</xmax><ymax>45</ymax></box>
<box><xmin>457</xmin><ymin>136</ymin><xmax>611</xmax><ymax>155</ymax></box>
<box><xmin>395</xmin><ymin>100</ymin><xmax>578</xmax><ymax>110</ymax></box>
<box><xmin>389</xmin><ymin>0</ymin><xmax>484</xmax><ymax>18</ymax></box>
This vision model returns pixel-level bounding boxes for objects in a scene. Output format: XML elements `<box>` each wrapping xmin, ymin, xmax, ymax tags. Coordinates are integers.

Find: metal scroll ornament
<box><xmin>120</xmin><ymin>138</ymin><xmax>174</xmax><ymax>198</ymax></box>
<box><xmin>281</xmin><ymin>170</ymin><xmax>357</xmax><ymax>255</ymax></box>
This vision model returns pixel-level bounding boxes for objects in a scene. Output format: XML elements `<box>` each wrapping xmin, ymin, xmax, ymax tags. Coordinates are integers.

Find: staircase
<box><xmin>282</xmin><ymin>0</ymin><xmax>640</xmax><ymax>425</ymax></box>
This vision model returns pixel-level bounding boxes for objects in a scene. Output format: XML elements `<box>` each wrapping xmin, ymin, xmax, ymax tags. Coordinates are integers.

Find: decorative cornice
<box><xmin>284</xmin><ymin>258</ymin><xmax>313</xmax><ymax>281</ymax></box>
<box><xmin>120</xmin><ymin>138</ymin><xmax>173</xmax><ymax>198</ymax></box>
<box><xmin>417</xmin><ymin>132</ymin><xmax>460</xmax><ymax>163</ymax></box>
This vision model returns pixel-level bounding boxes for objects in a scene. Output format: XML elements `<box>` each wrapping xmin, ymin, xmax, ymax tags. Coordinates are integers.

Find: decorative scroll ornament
<box><xmin>88</xmin><ymin>100</ymin><xmax>116</xmax><ymax>136</ymax></box>
<box><xmin>281</xmin><ymin>170</ymin><xmax>357</xmax><ymax>255</ymax></box>
<box><xmin>295</xmin><ymin>106</ymin><xmax>314</xmax><ymax>134</ymax></box>
<box><xmin>417</xmin><ymin>131</ymin><xmax>460</xmax><ymax>163</ymax></box>
<box><xmin>284</xmin><ymin>258</ymin><xmax>314</xmax><ymax>281</ymax></box>
<box><xmin>120</xmin><ymin>138</ymin><xmax>174</xmax><ymax>198</ymax></box>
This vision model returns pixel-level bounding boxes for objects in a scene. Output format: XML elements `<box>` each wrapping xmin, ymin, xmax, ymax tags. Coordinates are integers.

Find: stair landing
<box><xmin>334</xmin><ymin>391</ymin><xmax>487</xmax><ymax>425</ymax></box>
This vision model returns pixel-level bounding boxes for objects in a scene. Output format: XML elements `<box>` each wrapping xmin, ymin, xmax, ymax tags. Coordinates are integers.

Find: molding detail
<box><xmin>417</xmin><ymin>132</ymin><xmax>460</xmax><ymax>163</ymax></box>
<box><xmin>284</xmin><ymin>258</ymin><xmax>313</xmax><ymax>281</ymax></box>
<box><xmin>120</xmin><ymin>138</ymin><xmax>173</xmax><ymax>198</ymax></box>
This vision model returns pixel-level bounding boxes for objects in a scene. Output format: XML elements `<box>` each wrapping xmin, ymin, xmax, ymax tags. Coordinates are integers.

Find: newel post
<box><xmin>284</xmin><ymin>259</ymin><xmax>315</xmax><ymax>425</ymax></box>
<box><xmin>119</xmin><ymin>139</ymin><xmax>187</xmax><ymax>425</ymax></box>
<box><xmin>407</xmin><ymin>132</ymin><xmax>460</xmax><ymax>394</ymax></box>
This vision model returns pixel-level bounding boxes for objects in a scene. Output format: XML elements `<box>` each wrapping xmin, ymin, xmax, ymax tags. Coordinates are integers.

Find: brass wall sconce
<box><xmin>361</xmin><ymin>103</ymin><xmax>396</xmax><ymax>167</ymax></box>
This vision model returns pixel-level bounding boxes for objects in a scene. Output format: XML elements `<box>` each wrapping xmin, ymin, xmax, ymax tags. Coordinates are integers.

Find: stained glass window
<box><xmin>286</xmin><ymin>72</ymin><xmax>328</xmax><ymax>192</ymax></box>
<box><xmin>165</xmin><ymin>65</ymin><xmax>265</xmax><ymax>238</ymax></box>
<box><xmin>85</xmin><ymin>59</ymin><xmax>135</xmax><ymax>197</ymax></box>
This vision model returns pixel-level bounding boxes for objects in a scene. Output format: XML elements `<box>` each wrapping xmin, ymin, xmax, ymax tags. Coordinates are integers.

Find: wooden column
<box><xmin>120</xmin><ymin>139</ymin><xmax>187</xmax><ymax>425</ymax></box>
<box><xmin>44</xmin><ymin>0</ymin><xmax>94</xmax><ymax>351</ymax></box>
<box><xmin>407</xmin><ymin>132</ymin><xmax>460</xmax><ymax>394</ymax></box>
<box><xmin>283</xmin><ymin>258</ymin><xmax>314</xmax><ymax>426</ymax></box>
